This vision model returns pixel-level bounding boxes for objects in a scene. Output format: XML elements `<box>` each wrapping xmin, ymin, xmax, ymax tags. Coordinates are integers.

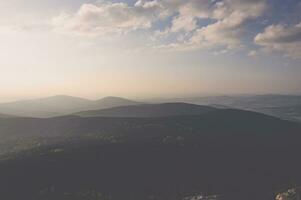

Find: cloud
<box><xmin>156</xmin><ymin>0</ymin><xmax>267</xmax><ymax>51</ymax></box>
<box><xmin>52</xmin><ymin>1</ymin><xmax>166</xmax><ymax>36</ymax></box>
<box><xmin>52</xmin><ymin>0</ymin><xmax>267</xmax><ymax>53</ymax></box>
<box><xmin>255</xmin><ymin>22</ymin><xmax>301</xmax><ymax>58</ymax></box>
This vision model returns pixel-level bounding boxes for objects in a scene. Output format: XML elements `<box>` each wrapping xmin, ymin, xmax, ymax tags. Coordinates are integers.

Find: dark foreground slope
<box><xmin>3</xmin><ymin>139</ymin><xmax>301</xmax><ymax>200</ymax></box>
<box><xmin>0</xmin><ymin>109</ymin><xmax>300</xmax><ymax>200</ymax></box>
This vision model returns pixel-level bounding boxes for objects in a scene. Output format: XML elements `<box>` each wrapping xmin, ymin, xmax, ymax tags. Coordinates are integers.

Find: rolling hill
<box><xmin>75</xmin><ymin>103</ymin><xmax>218</xmax><ymax>118</ymax></box>
<box><xmin>0</xmin><ymin>96</ymin><xmax>141</xmax><ymax>118</ymax></box>
<box><xmin>0</xmin><ymin>107</ymin><xmax>299</xmax><ymax>144</ymax></box>
<box><xmin>89</xmin><ymin>96</ymin><xmax>141</xmax><ymax>110</ymax></box>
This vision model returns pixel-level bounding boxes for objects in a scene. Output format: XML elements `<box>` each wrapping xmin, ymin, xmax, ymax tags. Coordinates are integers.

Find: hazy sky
<box><xmin>0</xmin><ymin>0</ymin><xmax>301</xmax><ymax>101</ymax></box>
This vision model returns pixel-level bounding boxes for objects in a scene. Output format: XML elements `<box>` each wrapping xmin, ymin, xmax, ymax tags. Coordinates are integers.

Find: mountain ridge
<box><xmin>75</xmin><ymin>102</ymin><xmax>218</xmax><ymax>118</ymax></box>
<box><xmin>0</xmin><ymin>95</ymin><xmax>141</xmax><ymax>118</ymax></box>
<box><xmin>0</xmin><ymin>107</ymin><xmax>299</xmax><ymax>141</ymax></box>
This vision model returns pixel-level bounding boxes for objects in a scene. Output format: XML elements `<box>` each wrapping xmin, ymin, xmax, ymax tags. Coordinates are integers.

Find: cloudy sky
<box><xmin>0</xmin><ymin>0</ymin><xmax>301</xmax><ymax>101</ymax></box>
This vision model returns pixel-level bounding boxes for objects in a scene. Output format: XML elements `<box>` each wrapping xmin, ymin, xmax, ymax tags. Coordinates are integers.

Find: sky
<box><xmin>0</xmin><ymin>0</ymin><xmax>301</xmax><ymax>102</ymax></box>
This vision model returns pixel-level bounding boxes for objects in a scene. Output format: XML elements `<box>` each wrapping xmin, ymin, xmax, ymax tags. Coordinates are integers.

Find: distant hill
<box><xmin>2</xmin><ymin>94</ymin><xmax>301</xmax><ymax>121</ymax></box>
<box><xmin>0</xmin><ymin>108</ymin><xmax>300</xmax><ymax>200</ymax></box>
<box><xmin>0</xmin><ymin>113</ymin><xmax>16</xmax><ymax>118</ymax></box>
<box><xmin>0</xmin><ymin>96</ymin><xmax>141</xmax><ymax>118</ymax></box>
<box><xmin>87</xmin><ymin>96</ymin><xmax>141</xmax><ymax>111</ymax></box>
<box><xmin>75</xmin><ymin>103</ymin><xmax>218</xmax><ymax>118</ymax></box>
<box><xmin>0</xmin><ymin>95</ymin><xmax>91</xmax><ymax>118</ymax></box>
<box><xmin>154</xmin><ymin>94</ymin><xmax>301</xmax><ymax>122</ymax></box>
<box><xmin>156</xmin><ymin>95</ymin><xmax>301</xmax><ymax>107</ymax></box>
<box><xmin>264</xmin><ymin>105</ymin><xmax>301</xmax><ymax>122</ymax></box>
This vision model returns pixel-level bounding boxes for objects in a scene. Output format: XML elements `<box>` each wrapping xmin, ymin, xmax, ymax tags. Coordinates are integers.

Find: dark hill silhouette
<box><xmin>75</xmin><ymin>103</ymin><xmax>218</xmax><ymax>118</ymax></box>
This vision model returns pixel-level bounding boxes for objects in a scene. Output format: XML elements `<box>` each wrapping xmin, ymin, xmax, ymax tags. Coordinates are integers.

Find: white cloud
<box><xmin>52</xmin><ymin>0</ymin><xmax>267</xmax><ymax>53</ymax></box>
<box><xmin>52</xmin><ymin>1</ymin><xmax>166</xmax><ymax>36</ymax></box>
<box><xmin>255</xmin><ymin>22</ymin><xmax>301</xmax><ymax>58</ymax></box>
<box><xmin>170</xmin><ymin>0</ymin><xmax>266</xmax><ymax>50</ymax></box>
<box><xmin>153</xmin><ymin>0</ymin><xmax>267</xmax><ymax>51</ymax></box>
<box><xmin>170</xmin><ymin>15</ymin><xmax>198</xmax><ymax>33</ymax></box>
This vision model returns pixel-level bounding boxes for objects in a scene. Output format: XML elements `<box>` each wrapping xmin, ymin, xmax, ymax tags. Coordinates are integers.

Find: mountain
<box><xmin>0</xmin><ymin>109</ymin><xmax>300</xmax><ymax>200</ymax></box>
<box><xmin>2</xmin><ymin>94</ymin><xmax>301</xmax><ymax>121</ymax></box>
<box><xmin>0</xmin><ymin>96</ymin><xmax>141</xmax><ymax>118</ymax></box>
<box><xmin>0</xmin><ymin>113</ymin><xmax>16</xmax><ymax>118</ymax></box>
<box><xmin>0</xmin><ymin>95</ymin><xmax>91</xmax><ymax>118</ymax></box>
<box><xmin>75</xmin><ymin>103</ymin><xmax>218</xmax><ymax>118</ymax></box>
<box><xmin>156</xmin><ymin>95</ymin><xmax>301</xmax><ymax>107</ymax></box>
<box><xmin>88</xmin><ymin>96</ymin><xmax>141</xmax><ymax>111</ymax></box>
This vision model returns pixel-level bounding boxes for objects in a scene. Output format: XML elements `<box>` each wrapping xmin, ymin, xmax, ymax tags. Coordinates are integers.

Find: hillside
<box><xmin>2</xmin><ymin>139</ymin><xmax>296</xmax><ymax>200</ymax></box>
<box><xmin>0</xmin><ymin>109</ymin><xmax>299</xmax><ymax>143</ymax></box>
<box><xmin>0</xmin><ymin>112</ymin><xmax>300</xmax><ymax>199</ymax></box>
<box><xmin>75</xmin><ymin>103</ymin><xmax>218</xmax><ymax>118</ymax></box>
<box><xmin>0</xmin><ymin>108</ymin><xmax>300</xmax><ymax>199</ymax></box>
